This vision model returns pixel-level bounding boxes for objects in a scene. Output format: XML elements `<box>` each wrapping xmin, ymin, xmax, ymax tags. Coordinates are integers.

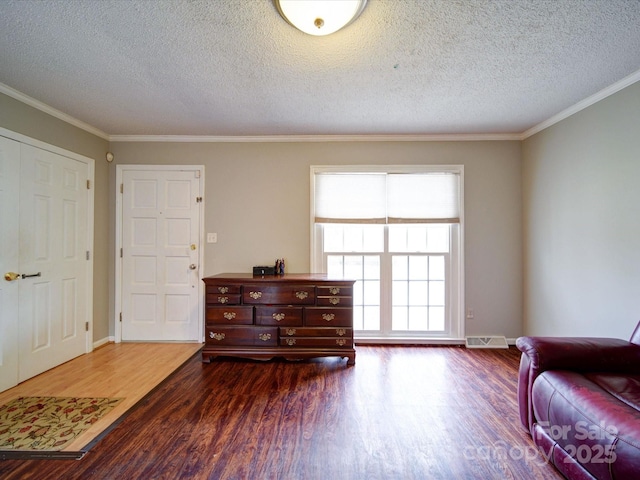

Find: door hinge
<box><xmin>120</xmin><ymin>248</ymin><xmax>123</xmax><ymax>258</ymax></box>
<box><xmin>87</xmin><ymin>179</ymin><xmax>91</xmax><ymax>190</ymax></box>
<box><xmin>120</xmin><ymin>183</ymin><xmax>124</xmax><ymax>194</ymax></box>
<box><xmin>119</xmin><ymin>312</ymin><xmax>123</xmax><ymax>322</ymax></box>
<box><xmin>196</xmin><ymin>196</ymin><xmax>203</xmax><ymax>203</ymax></box>
<box><xmin>86</xmin><ymin>251</ymin><xmax>90</xmax><ymax>260</ymax></box>
<box><xmin>85</xmin><ymin>321</ymin><xmax>89</xmax><ymax>332</ymax></box>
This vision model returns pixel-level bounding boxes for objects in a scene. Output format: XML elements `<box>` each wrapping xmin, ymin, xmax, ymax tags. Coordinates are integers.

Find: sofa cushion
<box><xmin>586</xmin><ymin>373</ymin><xmax>640</xmax><ymax>412</ymax></box>
<box><xmin>532</xmin><ymin>370</ymin><xmax>640</xmax><ymax>480</ymax></box>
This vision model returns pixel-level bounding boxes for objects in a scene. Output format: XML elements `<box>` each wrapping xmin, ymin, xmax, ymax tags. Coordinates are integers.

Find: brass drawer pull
<box><xmin>295</xmin><ymin>291</ymin><xmax>309</xmax><ymax>300</ymax></box>
<box><xmin>336</xmin><ymin>329</ymin><xmax>346</xmax><ymax>336</ymax></box>
<box><xmin>322</xmin><ymin>313</ymin><xmax>335</xmax><ymax>322</ymax></box>
<box><xmin>249</xmin><ymin>291</ymin><xmax>262</xmax><ymax>300</ymax></box>
<box><xmin>329</xmin><ymin>287</ymin><xmax>340</xmax><ymax>295</ymax></box>
<box><xmin>272</xmin><ymin>313</ymin><xmax>286</xmax><ymax>322</ymax></box>
<box><xmin>329</xmin><ymin>297</ymin><xmax>340</xmax><ymax>305</ymax></box>
<box><xmin>209</xmin><ymin>332</ymin><xmax>226</xmax><ymax>341</ymax></box>
<box><xmin>223</xmin><ymin>312</ymin><xmax>236</xmax><ymax>320</ymax></box>
<box><xmin>258</xmin><ymin>333</ymin><xmax>272</xmax><ymax>342</ymax></box>
<box><xmin>336</xmin><ymin>339</ymin><xmax>346</xmax><ymax>346</ymax></box>
<box><xmin>285</xmin><ymin>328</ymin><xmax>296</xmax><ymax>336</ymax></box>
<box><xmin>218</xmin><ymin>286</ymin><xmax>229</xmax><ymax>294</ymax></box>
<box><xmin>284</xmin><ymin>338</ymin><xmax>296</xmax><ymax>346</ymax></box>
<box><xmin>218</xmin><ymin>296</ymin><xmax>229</xmax><ymax>304</ymax></box>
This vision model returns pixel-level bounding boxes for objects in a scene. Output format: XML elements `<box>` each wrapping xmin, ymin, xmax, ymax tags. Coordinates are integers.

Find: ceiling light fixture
<box><xmin>276</xmin><ymin>0</ymin><xmax>367</xmax><ymax>36</ymax></box>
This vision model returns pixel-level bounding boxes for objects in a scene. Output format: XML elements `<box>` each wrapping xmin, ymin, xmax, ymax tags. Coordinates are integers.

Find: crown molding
<box><xmin>521</xmin><ymin>68</ymin><xmax>640</xmax><ymax>139</ymax></box>
<box><xmin>0</xmin><ymin>82</ymin><xmax>109</xmax><ymax>140</ymax></box>
<box><xmin>108</xmin><ymin>133</ymin><xmax>522</xmax><ymax>143</ymax></box>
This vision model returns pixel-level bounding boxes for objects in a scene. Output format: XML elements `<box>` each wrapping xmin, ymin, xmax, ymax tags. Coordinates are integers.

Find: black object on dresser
<box><xmin>202</xmin><ymin>273</ymin><xmax>356</xmax><ymax>365</ymax></box>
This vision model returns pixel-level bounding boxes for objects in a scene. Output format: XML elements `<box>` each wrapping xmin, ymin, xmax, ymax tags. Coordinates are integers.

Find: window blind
<box><xmin>314</xmin><ymin>172</ymin><xmax>460</xmax><ymax>224</ymax></box>
<box><xmin>314</xmin><ymin>173</ymin><xmax>387</xmax><ymax>223</ymax></box>
<box><xmin>387</xmin><ymin>173</ymin><xmax>460</xmax><ymax>223</ymax></box>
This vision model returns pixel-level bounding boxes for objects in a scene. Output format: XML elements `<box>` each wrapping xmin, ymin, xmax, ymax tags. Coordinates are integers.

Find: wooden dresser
<box><xmin>202</xmin><ymin>273</ymin><xmax>355</xmax><ymax>365</ymax></box>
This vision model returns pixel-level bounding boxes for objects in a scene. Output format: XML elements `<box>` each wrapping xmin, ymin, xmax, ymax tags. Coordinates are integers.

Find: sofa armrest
<box><xmin>515</xmin><ymin>336</ymin><xmax>640</xmax><ymax>431</ymax></box>
<box><xmin>516</xmin><ymin>336</ymin><xmax>640</xmax><ymax>373</ymax></box>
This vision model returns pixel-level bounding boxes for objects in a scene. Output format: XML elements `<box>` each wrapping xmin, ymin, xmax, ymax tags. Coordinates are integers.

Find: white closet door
<box><xmin>18</xmin><ymin>144</ymin><xmax>90</xmax><ymax>381</ymax></box>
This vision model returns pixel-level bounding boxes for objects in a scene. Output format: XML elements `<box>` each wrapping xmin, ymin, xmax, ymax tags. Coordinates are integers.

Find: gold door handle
<box><xmin>189</xmin><ymin>264</ymin><xmax>197</xmax><ymax>270</ymax></box>
<box><xmin>4</xmin><ymin>272</ymin><xmax>20</xmax><ymax>281</ymax></box>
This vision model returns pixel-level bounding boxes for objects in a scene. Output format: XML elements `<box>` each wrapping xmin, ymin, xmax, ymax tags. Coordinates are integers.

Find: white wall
<box><xmin>522</xmin><ymin>82</ymin><xmax>640</xmax><ymax>338</ymax></box>
<box><xmin>111</xmin><ymin>140</ymin><xmax>523</xmax><ymax>339</ymax></box>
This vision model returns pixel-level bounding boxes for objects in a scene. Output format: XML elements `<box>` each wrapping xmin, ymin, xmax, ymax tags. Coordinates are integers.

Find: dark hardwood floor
<box><xmin>1</xmin><ymin>346</ymin><xmax>563</xmax><ymax>480</ymax></box>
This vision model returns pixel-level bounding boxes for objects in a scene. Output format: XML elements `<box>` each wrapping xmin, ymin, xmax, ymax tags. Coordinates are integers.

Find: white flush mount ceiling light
<box><xmin>276</xmin><ymin>0</ymin><xmax>367</xmax><ymax>36</ymax></box>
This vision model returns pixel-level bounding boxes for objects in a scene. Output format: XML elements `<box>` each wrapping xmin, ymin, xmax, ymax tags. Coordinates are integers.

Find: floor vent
<box><xmin>465</xmin><ymin>336</ymin><xmax>509</xmax><ymax>349</ymax></box>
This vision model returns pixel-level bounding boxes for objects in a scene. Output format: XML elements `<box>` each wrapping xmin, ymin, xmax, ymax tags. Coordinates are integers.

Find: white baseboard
<box><xmin>93</xmin><ymin>336</ymin><xmax>115</xmax><ymax>349</ymax></box>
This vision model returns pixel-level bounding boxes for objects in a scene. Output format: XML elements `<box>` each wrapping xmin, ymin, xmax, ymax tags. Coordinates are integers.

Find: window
<box><xmin>311</xmin><ymin>166</ymin><xmax>464</xmax><ymax>341</ymax></box>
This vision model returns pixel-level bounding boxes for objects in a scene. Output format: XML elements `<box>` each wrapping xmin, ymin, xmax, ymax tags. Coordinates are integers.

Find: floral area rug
<box><xmin>0</xmin><ymin>396</ymin><xmax>123</xmax><ymax>452</ymax></box>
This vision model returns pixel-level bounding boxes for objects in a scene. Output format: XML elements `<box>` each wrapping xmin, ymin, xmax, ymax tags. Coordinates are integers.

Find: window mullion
<box><xmin>380</xmin><ymin>225</ymin><xmax>393</xmax><ymax>335</ymax></box>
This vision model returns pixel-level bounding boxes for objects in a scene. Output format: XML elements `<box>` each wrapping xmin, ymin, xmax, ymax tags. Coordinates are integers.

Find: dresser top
<box><xmin>203</xmin><ymin>273</ymin><xmax>354</xmax><ymax>285</ymax></box>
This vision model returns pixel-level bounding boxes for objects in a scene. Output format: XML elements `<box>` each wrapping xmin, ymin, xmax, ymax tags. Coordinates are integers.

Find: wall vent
<box><xmin>465</xmin><ymin>336</ymin><xmax>509</xmax><ymax>349</ymax></box>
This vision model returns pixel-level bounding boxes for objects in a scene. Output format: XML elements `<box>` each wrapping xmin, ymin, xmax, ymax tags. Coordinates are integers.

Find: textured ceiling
<box><xmin>1</xmin><ymin>0</ymin><xmax>640</xmax><ymax>138</ymax></box>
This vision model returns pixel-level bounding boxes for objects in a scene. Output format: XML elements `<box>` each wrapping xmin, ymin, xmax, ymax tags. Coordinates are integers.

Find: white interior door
<box><xmin>0</xmin><ymin>132</ymin><xmax>92</xmax><ymax>392</ymax></box>
<box><xmin>18</xmin><ymin>144</ymin><xmax>90</xmax><ymax>381</ymax></box>
<box><xmin>121</xmin><ymin>168</ymin><xmax>202</xmax><ymax>341</ymax></box>
<box><xmin>0</xmin><ymin>136</ymin><xmax>21</xmax><ymax>392</ymax></box>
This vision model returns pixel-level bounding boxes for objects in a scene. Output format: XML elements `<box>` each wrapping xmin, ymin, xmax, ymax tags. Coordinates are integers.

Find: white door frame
<box><xmin>0</xmin><ymin>135</ymin><xmax>21</xmax><ymax>392</ymax></box>
<box><xmin>0</xmin><ymin>127</ymin><xmax>94</xmax><ymax>355</ymax></box>
<box><xmin>115</xmin><ymin>164</ymin><xmax>205</xmax><ymax>343</ymax></box>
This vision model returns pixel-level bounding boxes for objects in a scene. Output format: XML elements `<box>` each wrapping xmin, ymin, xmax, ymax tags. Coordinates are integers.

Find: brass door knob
<box><xmin>4</xmin><ymin>272</ymin><xmax>20</xmax><ymax>281</ymax></box>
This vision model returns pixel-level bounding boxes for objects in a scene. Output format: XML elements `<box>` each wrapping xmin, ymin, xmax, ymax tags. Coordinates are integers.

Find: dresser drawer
<box><xmin>206</xmin><ymin>293</ymin><xmax>241</xmax><ymax>305</ymax></box>
<box><xmin>316</xmin><ymin>296</ymin><xmax>352</xmax><ymax>307</ymax></box>
<box><xmin>255</xmin><ymin>306</ymin><xmax>303</xmax><ymax>326</ymax></box>
<box><xmin>305</xmin><ymin>307</ymin><xmax>353</xmax><ymax>326</ymax></box>
<box><xmin>279</xmin><ymin>337</ymin><xmax>354</xmax><ymax>348</ymax></box>
<box><xmin>243</xmin><ymin>285</ymin><xmax>316</xmax><ymax>305</ymax></box>
<box><xmin>207</xmin><ymin>285</ymin><xmax>241</xmax><ymax>295</ymax></box>
<box><xmin>280</xmin><ymin>327</ymin><xmax>352</xmax><ymax>338</ymax></box>
<box><xmin>205</xmin><ymin>326</ymin><xmax>277</xmax><ymax>346</ymax></box>
<box><xmin>317</xmin><ymin>285</ymin><xmax>353</xmax><ymax>297</ymax></box>
<box><xmin>206</xmin><ymin>306</ymin><xmax>253</xmax><ymax>325</ymax></box>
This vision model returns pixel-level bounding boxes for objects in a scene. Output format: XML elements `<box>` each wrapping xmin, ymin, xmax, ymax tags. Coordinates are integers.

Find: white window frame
<box><xmin>310</xmin><ymin>165</ymin><xmax>465</xmax><ymax>343</ymax></box>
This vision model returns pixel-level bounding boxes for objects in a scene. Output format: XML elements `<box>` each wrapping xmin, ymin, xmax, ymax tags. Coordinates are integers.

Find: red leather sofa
<box><xmin>516</xmin><ymin>322</ymin><xmax>640</xmax><ymax>480</ymax></box>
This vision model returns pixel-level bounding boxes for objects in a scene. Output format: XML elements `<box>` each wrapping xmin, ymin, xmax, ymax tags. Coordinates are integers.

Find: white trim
<box><xmin>311</xmin><ymin>164</ymin><xmax>463</xmax><ymax>174</ymax></box>
<box><xmin>109</xmin><ymin>133</ymin><xmax>522</xmax><ymax>143</ymax></box>
<box><xmin>115</xmin><ymin>164</ymin><xmax>205</xmax><ymax>343</ymax></box>
<box><xmin>0</xmin><ymin>126</ymin><xmax>96</xmax><ymax>164</ymax></box>
<box><xmin>0</xmin><ymin>83</ymin><xmax>109</xmax><ymax>140</ymax></box>
<box><xmin>85</xmin><ymin>149</ymin><xmax>95</xmax><ymax>354</ymax></box>
<box><xmin>522</xmin><ymin>68</ymin><xmax>640</xmax><ymax>139</ymax></box>
<box><xmin>93</xmin><ymin>336</ymin><xmax>114</xmax><ymax>349</ymax></box>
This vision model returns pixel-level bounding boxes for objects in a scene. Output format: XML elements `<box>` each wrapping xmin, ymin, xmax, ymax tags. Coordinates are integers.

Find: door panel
<box><xmin>121</xmin><ymin>169</ymin><xmax>201</xmax><ymax>341</ymax></box>
<box><xmin>0</xmin><ymin>136</ymin><xmax>21</xmax><ymax>391</ymax></box>
<box><xmin>18</xmin><ymin>144</ymin><xmax>89</xmax><ymax>381</ymax></box>
<box><xmin>1</xmin><ymin>137</ymin><xmax>90</xmax><ymax>392</ymax></box>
